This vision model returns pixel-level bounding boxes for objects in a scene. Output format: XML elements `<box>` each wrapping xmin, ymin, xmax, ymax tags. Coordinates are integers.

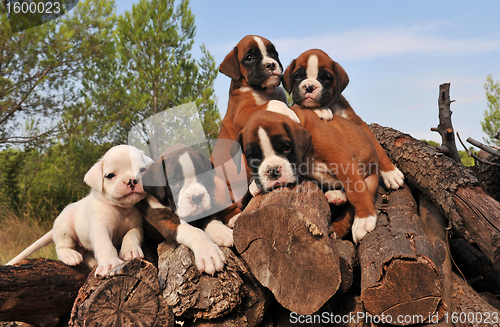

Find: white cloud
<box><xmin>272</xmin><ymin>23</ymin><xmax>500</xmax><ymax>62</ymax></box>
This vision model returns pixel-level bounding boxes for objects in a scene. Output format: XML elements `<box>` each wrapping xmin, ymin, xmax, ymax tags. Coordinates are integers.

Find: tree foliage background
<box><xmin>0</xmin><ymin>0</ymin><xmax>220</xmax><ymax>220</ymax></box>
<box><xmin>482</xmin><ymin>74</ymin><xmax>500</xmax><ymax>146</ymax></box>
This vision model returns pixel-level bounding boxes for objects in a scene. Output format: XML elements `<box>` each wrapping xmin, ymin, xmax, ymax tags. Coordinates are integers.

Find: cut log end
<box><xmin>234</xmin><ymin>182</ymin><xmax>342</xmax><ymax>315</ymax></box>
<box><xmin>69</xmin><ymin>259</ymin><xmax>174</xmax><ymax>327</ymax></box>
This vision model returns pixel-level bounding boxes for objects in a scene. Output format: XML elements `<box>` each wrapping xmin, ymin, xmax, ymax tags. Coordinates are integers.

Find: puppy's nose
<box><xmin>191</xmin><ymin>193</ymin><xmax>204</xmax><ymax>205</ymax></box>
<box><xmin>304</xmin><ymin>84</ymin><xmax>316</xmax><ymax>93</ymax></box>
<box><xmin>266</xmin><ymin>62</ymin><xmax>276</xmax><ymax>70</ymax></box>
<box><xmin>127</xmin><ymin>179</ymin><xmax>138</xmax><ymax>190</ymax></box>
<box><xmin>266</xmin><ymin>166</ymin><xmax>282</xmax><ymax>179</ymax></box>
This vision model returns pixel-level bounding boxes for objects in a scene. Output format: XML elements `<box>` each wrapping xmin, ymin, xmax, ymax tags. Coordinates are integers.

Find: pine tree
<box><xmin>482</xmin><ymin>74</ymin><xmax>500</xmax><ymax>145</ymax></box>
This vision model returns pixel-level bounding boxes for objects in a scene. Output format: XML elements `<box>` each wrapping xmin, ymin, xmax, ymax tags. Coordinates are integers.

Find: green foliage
<box><xmin>482</xmin><ymin>75</ymin><xmax>500</xmax><ymax>146</ymax></box>
<box><xmin>0</xmin><ymin>140</ymin><xmax>109</xmax><ymax>220</ymax></box>
<box><xmin>0</xmin><ymin>0</ymin><xmax>116</xmax><ymax>148</ymax></box>
<box><xmin>78</xmin><ymin>0</ymin><xmax>220</xmax><ymax>145</ymax></box>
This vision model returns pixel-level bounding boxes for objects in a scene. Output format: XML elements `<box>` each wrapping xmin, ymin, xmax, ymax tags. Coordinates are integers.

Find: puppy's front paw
<box><xmin>313</xmin><ymin>108</ymin><xmax>333</xmax><ymax>121</ymax></box>
<box><xmin>119</xmin><ymin>245</ymin><xmax>144</xmax><ymax>261</ymax></box>
<box><xmin>204</xmin><ymin>220</ymin><xmax>234</xmax><ymax>247</ymax></box>
<box><xmin>95</xmin><ymin>257</ymin><xmax>124</xmax><ymax>276</ymax></box>
<box><xmin>266</xmin><ymin>100</ymin><xmax>301</xmax><ymax>123</ymax></box>
<box><xmin>228</xmin><ymin>213</ymin><xmax>241</xmax><ymax>228</ymax></box>
<box><xmin>57</xmin><ymin>248</ymin><xmax>83</xmax><ymax>266</ymax></box>
<box><xmin>249</xmin><ymin>180</ymin><xmax>261</xmax><ymax>196</ymax></box>
<box><xmin>352</xmin><ymin>215</ymin><xmax>377</xmax><ymax>243</ymax></box>
<box><xmin>380</xmin><ymin>168</ymin><xmax>404</xmax><ymax>190</ymax></box>
<box><xmin>325</xmin><ymin>190</ymin><xmax>347</xmax><ymax>205</ymax></box>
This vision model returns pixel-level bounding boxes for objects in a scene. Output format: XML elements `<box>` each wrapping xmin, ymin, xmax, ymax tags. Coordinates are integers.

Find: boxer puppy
<box><xmin>283</xmin><ymin>49</ymin><xmax>404</xmax><ymax>190</ymax></box>
<box><xmin>7</xmin><ymin>145</ymin><xmax>152</xmax><ymax>276</ymax></box>
<box><xmin>212</xmin><ymin>35</ymin><xmax>301</xmax><ymax>224</ymax></box>
<box><xmin>137</xmin><ymin>144</ymin><xmax>233</xmax><ymax>274</ymax></box>
<box><xmin>235</xmin><ymin>109</ymin><xmax>379</xmax><ymax>242</ymax></box>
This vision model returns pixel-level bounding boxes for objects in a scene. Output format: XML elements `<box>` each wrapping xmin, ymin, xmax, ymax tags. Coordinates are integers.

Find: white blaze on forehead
<box><xmin>254</xmin><ymin>36</ymin><xmax>268</xmax><ymax>58</ymax></box>
<box><xmin>257</xmin><ymin>127</ymin><xmax>276</xmax><ymax>159</ymax></box>
<box><xmin>179</xmin><ymin>152</ymin><xmax>195</xmax><ymax>178</ymax></box>
<box><xmin>254</xmin><ymin>36</ymin><xmax>281</xmax><ymax>73</ymax></box>
<box><xmin>306</xmin><ymin>55</ymin><xmax>319</xmax><ymax>79</ymax></box>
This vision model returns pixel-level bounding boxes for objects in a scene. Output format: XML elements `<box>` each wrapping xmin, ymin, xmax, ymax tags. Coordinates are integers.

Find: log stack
<box><xmin>2</xmin><ymin>122</ymin><xmax>500</xmax><ymax>326</ymax></box>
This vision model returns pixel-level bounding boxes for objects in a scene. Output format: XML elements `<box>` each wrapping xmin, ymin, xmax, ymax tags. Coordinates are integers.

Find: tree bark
<box><xmin>0</xmin><ymin>258</ymin><xmax>90</xmax><ymax>326</ymax></box>
<box><xmin>358</xmin><ymin>185</ymin><xmax>448</xmax><ymax>325</ymax></box>
<box><xmin>233</xmin><ymin>181</ymin><xmax>345</xmax><ymax>315</ymax></box>
<box><xmin>69</xmin><ymin>259</ymin><xmax>174</xmax><ymax>327</ymax></box>
<box><xmin>431</xmin><ymin>83</ymin><xmax>461</xmax><ymax>163</ymax></box>
<box><xmin>473</xmin><ymin>154</ymin><xmax>500</xmax><ymax>203</ymax></box>
<box><xmin>370</xmin><ymin>123</ymin><xmax>500</xmax><ymax>271</ymax></box>
<box><xmin>158</xmin><ymin>242</ymin><xmax>269</xmax><ymax>326</ymax></box>
<box><xmin>451</xmin><ymin>273</ymin><xmax>500</xmax><ymax>327</ymax></box>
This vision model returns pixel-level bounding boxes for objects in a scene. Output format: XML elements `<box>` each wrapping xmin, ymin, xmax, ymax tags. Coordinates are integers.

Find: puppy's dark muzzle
<box><xmin>191</xmin><ymin>193</ymin><xmax>205</xmax><ymax>205</ymax></box>
<box><xmin>266</xmin><ymin>167</ymin><xmax>282</xmax><ymax>179</ymax></box>
<box><xmin>127</xmin><ymin>179</ymin><xmax>138</xmax><ymax>190</ymax></box>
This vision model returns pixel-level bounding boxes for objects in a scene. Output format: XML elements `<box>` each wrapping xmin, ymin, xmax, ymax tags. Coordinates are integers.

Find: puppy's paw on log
<box><xmin>204</xmin><ymin>219</ymin><xmax>234</xmax><ymax>247</ymax></box>
<box><xmin>325</xmin><ymin>189</ymin><xmax>347</xmax><ymax>205</ymax></box>
<box><xmin>352</xmin><ymin>215</ymin><xmax>377</xmax><ymax>243</ymax></box>
<box><xmin>119</xmin><ymin>245</ymin><xmax>144</xmax><ymax>261</ymax></box>
<box><xmin>95</xmin><ymin>257</ymin><xmax>124</xmax><ymax>276</ymax></box>
<box><xmin>380</xmin><ymin>168</ymin><xmax>404</xmax><ymax>190</ymax></box>
<box><xmin>227</xmin><ymin>213</ymin><xmax>241</xmax><ymax>228</ymax></box>
<box><xmin>57</xmin><ymin>248</ymin><xmax>83</xmax><ymax>266</ymax></box>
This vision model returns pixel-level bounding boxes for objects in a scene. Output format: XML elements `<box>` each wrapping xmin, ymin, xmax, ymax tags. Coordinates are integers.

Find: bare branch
<box><xmin>466</xmin><ymin>137</ymin><xmax>500</xmax><ymax>159</ymax></box>
<box><xmin>457</xmin><ymin>132</ymin><xmax>500</xmax><ymax>166</ymax></box>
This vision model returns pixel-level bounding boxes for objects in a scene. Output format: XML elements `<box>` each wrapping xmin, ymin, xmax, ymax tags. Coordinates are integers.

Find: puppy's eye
<box><xmin>248</xmin><ymin>157</ymin><xmax>261</xmax><ymax>167</ymax></box>
<box><xmin>244</xmin><ymin>54</ymin><xmax>255</xmax><ymax>62</ymax></box>
<box><xmin>294</xmin><ymin>71</ymin><xmax>305</xmax><ymax>80</ymax></box>
<box><xmin>139</xmin><ymin>167</ymin><xmax>147</xmax><ymax>173</ymax></box>
<box><xmin>104</xmin><ymin>173</ymin><xmax>116</xmax><ymax>179</ymax></box>
<box><xmin>282</xmin><ymin>144</ymin><xmax>292</xmax><ymax>154</ymax></box>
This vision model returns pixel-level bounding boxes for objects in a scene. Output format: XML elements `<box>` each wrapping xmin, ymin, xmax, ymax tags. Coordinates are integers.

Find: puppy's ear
<box><xmin>219</xmin><ymin>47</ymin><xmax>241</xmax><ymax>80</ymax></box>
<box><xmin>142</xmin><ymin>159</ymin><xmax>169</xmax><ymax>205</ymax></box>
<box><xmin>84</xmin><ymin>158</ymin><xmax>104</xmax><ymax>191</ymax></box>
<box><xmin>282</xmin><ymin>121</ymin><xmax>312</xmax><ymax>163</ymax></box>
<box><xmin>282</xmin><ymin>59</ymin><xmax>296</xmax><ymax>93</ymax></box>
<box><xmin>333</xmin><ymin>61</ymin><xmax>349</xmax><ymax>93</ymax></box>
<box><xmin>231</xmin><ymin>133</ymin><xmax>243</xmax><ymax>175</ymax></box>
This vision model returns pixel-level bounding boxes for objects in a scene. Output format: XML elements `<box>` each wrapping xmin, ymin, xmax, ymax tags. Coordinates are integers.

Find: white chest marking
<box><xmin>306</xmin><ymin>55</ymin><xmax>319</xmax><ymax>79</ymax></box>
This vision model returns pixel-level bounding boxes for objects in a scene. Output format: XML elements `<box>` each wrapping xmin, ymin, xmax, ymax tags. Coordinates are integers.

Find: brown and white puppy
<box><xmin>137</xmin><ymin>144</ymin><xmax>233</xmax><ymax>274</ymax></box>
<box><xmin>235</xmin><ymin>109</ymin><xmax>379</xmax><ymax>242</ymax></box>
<box><xmin>212</xmin><ymin>35</ymin><xmax>300</xmax><ymax>223</ymax></box>
<box><xmin>283</xmin><ymin>49</ymin><xmax>404</xmax><ymax>190</ymax></box>
<box><xmin>8</xmin><ymin>145</ymin><xmax>152</xmax><ymax>276</ymax></box>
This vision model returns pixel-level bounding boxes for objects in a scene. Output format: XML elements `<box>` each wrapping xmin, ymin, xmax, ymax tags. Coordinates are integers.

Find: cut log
<box><xmin>158</xmin><ymin>242</ymin><xmax>269</xmax><ymax>326</ymax></box>
<box><xmin>418</xmin><ymin>193</ymin><xmax>453</xmax><ymax>326</ymax></box>
<box><xmin>0</xmin><ymin>258</ymin><xmax>90</xmax><ymax>326</ymax></box>
<box><xmin>358</xmin><ymin>185</ymin><xmax>447</xmax><ymax>325</ymax></box>
<box><xmin>69</xmin><ymin>259</ymin><xmax>174</xmax><ymax>327</ymax></box>
<box><xmin>450</xmin><ymin>237</ymin><xmax>500</xmax><ymax>294</ymax></box>
<box><xmin>451</xmin><ymin>273</ymin><xmax>500</xmax><ymax>327</ymax></box>
<box><xmin>370</xmin><ymin>123</ymin><xmax>500</xmax><ymax>271</ymax></box>
<box><xmin>473</xmin><ymin>154</ymin><xmax>500</xmax><ymax>203</ymax></box>
<box><xmin>233</xmin><ymin>181</ymin><xmax>344</xmax><ymax>315</ymax></box>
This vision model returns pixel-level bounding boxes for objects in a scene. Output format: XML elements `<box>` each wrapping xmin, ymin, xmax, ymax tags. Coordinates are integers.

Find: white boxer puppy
<box><xmin>7</xmin><ymin>145</ymin><xmax>153</xmax><ymax>276</ymax></box>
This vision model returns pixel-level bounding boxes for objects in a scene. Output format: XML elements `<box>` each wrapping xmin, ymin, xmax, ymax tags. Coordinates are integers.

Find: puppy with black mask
<box><xmin>137</xmin><ymin>144</ymin><xmax>233</xmax><ymax>274</ymax></box>
<box><xmin>283</xmin><ymin>49</ymin><xmax>404</xmax><ymax>190</ymax></box>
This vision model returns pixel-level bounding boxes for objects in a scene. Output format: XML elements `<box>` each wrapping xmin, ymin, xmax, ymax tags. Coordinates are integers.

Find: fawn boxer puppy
<box><xmin>8</xmin><ymin>145</ymin><xmax>152</xmax><ymax>276</ymax></box>
<box><xmin>283</xmin><ymin>49</ymin><xmax>404</xmax><ymax>190</ymax></box>
<box><xmin>235</xmin><ymin>109</ymin><xmax>379</xmax><ymax>242</ymax></box>
<box><xmin>137</xmin><ymin>144</ymin><xmax>234</xmax><ymax>274</ymax></box>
<box><xmin>212</xmin><ymin>35</ymin><xmax>300</xmax><ymax>224</ymax></box>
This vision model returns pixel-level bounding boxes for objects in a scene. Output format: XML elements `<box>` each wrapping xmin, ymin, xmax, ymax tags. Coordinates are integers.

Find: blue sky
<box><xmin>122</xmin><ymin>1</ymin><xmax>500</xmax><ymax>145</ymax></box>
